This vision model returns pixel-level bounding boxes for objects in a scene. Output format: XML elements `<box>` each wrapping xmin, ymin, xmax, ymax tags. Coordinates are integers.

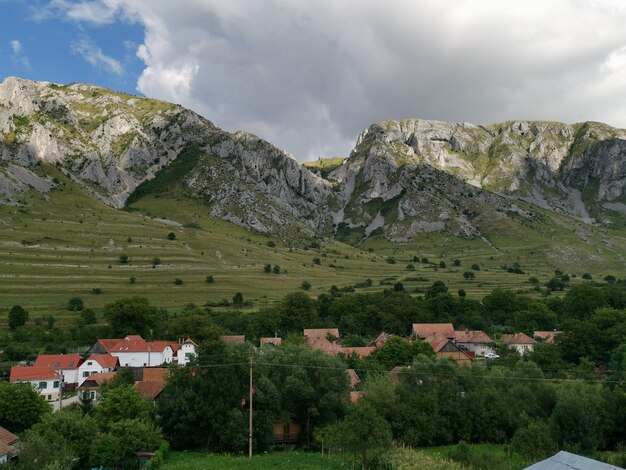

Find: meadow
<box><xmin>1</xmin><ymin>165</ymin><xmax>624</xmax><ymax>329</ymax></box>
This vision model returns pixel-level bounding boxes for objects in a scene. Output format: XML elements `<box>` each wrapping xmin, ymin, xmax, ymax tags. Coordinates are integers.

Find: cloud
<box><xmin>71</xmin><ymin>36</ymin><xmax>125</xmax><ymax>76</ymax></box>
<box><xmin>9</xmin><ymin>39</ymin><xmax>30</xmax><ymax>69</ymax></box>
<box><xmin>50</xmin><ymin>0</ymin><xmax>626</xmax><ymax>161</ymax></box>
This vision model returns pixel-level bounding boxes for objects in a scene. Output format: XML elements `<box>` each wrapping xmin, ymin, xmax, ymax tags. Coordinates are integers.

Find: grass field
<box><xmin>162</xmin><ymin>451</ymin><xmax>343</xmax><ymax>469</ymax></box>
<box><xmin>0</xmin><ymin>164</ymin><xmax>624</xmax><ymax>329</ymax></box>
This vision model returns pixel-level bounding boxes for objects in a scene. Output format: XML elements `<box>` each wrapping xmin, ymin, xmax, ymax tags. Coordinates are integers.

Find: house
<box><xmin>134</xmin><ymin>381</ymin><xmax>166</xmax><ymax>402</ymax></box>
<box><xmin>260</xmin><ymin>337</ymin><xmax>282</xmax><ymax>347</ymax></box>
<box><xmin>347</xmin><ymin>369</ymin><xmax>360</xmax><ymax>389</ymax></box>
<box><xmin>454</xmin><ymin>330</ymin><xmax>495</xmax><ymax>357</ymax></box>
<box><xmin>10</xmin><ymin>366</ymin><xmax>61</xmax><ymax>401</ymax></box>
<box><xmin>88</xmin><ymin>338</ymin><xmax>126</xmax><ymax>355</ymax></box>
<box><xmin>34</xmin><ymin>354</ymin><xmax>84</xmax><ymax>389</ymax></box>
<box><xmin>411</xmin><ymin>323</ymin><xmax>455</xmax><ymax>340</ymax></box>
<box><xmin>424</xmin><ymin>333</ymin><xmax>473</xmax><ymax>366</ymax></box>
<box><xmin>0</xmin><ymin>426</ymin><xmax>19</xmax><ymax>464</ymax></box>
<box><xmin>502</xmin><ymin>332</ymin><xmax>535</xmax><ymax>354</ymax></box>
<box><xmin>370</xmin><ymin>332</ymin><xmax>391</xmax><ymax>348</ymax></box>
<box><xmin>78</xmin><ymin>354</ymin><xmax>119</xmax><ymax>386</ymax></box>
<box><xmin>78</xmin><ymin>371</ymin><xmax>117</xmax><ymax>402</ymax></box>
<box><xmin>176</xmin><ymin>338</ymin><xmax>198</xmax><ymax>365</ymax></box>
<box><xmin>524</xmin><ymin>450</ymin><xmax>622</xmax><ymax>470</ymax></box>
<box><xmin>350</xmin><ymin>391</ymin><xmax>363</xmax><ymax>403</ymax></box>
<box><xmin>219</xmin><ymin>335</ymin><xmax>246</xmax><ymax>344</ymax></box>
<box><xmin>533</xmin><ymin>331</ymin><xmax>562</xmax><ymax>344</ymax></box>
<box><xmin>340</xmin><ymin>347</ymin><xmax>376</xmax><ymax>358</ymax></box>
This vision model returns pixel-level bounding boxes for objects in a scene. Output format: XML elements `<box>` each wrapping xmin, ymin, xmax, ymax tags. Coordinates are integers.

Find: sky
<box><xmin>2</xmin><ymin>0</ymin><xmax>626</xmax><ymax>161</ymax></box>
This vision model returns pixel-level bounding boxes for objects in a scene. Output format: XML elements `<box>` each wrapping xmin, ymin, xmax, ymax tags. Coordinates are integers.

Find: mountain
<box><xmin>2</xmin><ymin>76</ymin><xmax>626</xmax><ymax>248</ymax></box>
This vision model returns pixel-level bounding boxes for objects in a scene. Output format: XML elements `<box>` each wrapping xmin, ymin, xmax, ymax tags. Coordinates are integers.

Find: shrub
<box><xmin>582</xmin><ymin>273</ymin><xmax>592</xmax><ymax>280</ymax></box>
<box><xmin>386</xmin><ymin>257</ymin><xmax>396</xmax><ymax>264</ymax></box>
<box><xmin>463</xmin><ymin>271</ymin><xmax>475</xmax><ymax>280</ymax></box>
<box><xmin>471</xmin><ymin>263</ymin><xmax>480</xmax><ymax>271</ymax></box>
<box><xmin>232</xmin><ymin>292</ymin><xmax>244</xmax><ymax>306</ymax></box>
<box><xmin>406</xmin><ymin>264</ymin><xmax>416</xmax><ymax>271</ymax></box>
<box><xmin>92</xmin><ymin>288</ymin><xmax>102</xmax><ymax>294</ymax></box>
<box><xmin>119</xmin><ymin>254</ymin><xmax>129</xmax><ymax>264</ymax></box>
<box><xmin>264</xmin><ymin>264</ymin><xmax>272</xmax><ymax>273</ymax></box>
<box><xmin>301</xmin><ymin>281</ymin><xmax>312</xmax><ymax>291</ymax></box>
<box><xmin>266</xmin><ymin>240</ymin><xmax>276</xmax><ymax>247</ymax></box>
<box><xmin>67</xmin><ymin>297</ymin><xmax>84</xmax><ymax>311</ymax></box>
<box><xmin>453</xmin><ymin>259</ymin><xmax>461</xmax><ymax>266</ymax></box>
<box><xmin>313</xmin><ymin>257</ymin><xmax>321</xmax><ymax>265</ymax></box>
<box><xmin>8</xmin><ymin>305</ymin><xmax>28</xmax><ymax>329</ymax></box>
<box><xmin>206</xmin><ymin>275</ymin><xmax>214</xmax><ymax>283</ymax></box>
<box><xmin>152</xmin><ymin>257</ymin><xmax>161</xmax><ymax>267</ymax></box>
<box><xmin>439</xmin><ymin>260</ymin><xmax>447</xmax><ymax>268</ymax></box>
<box><xmin>272</xmin><ymin>265</ymin><xmax>281</xmax><ymax>274</ymax></box>
<box><xmin>167</xmin><ymin>232</ymin><xmax>176</xmax><ymax>240</ymax></box>
<box><xmin>174</xmin><ymin>278</ymin><xmax>183</xmax><ymax>285</ymax></box>
<box><xmin>129</xmin><ymin>277</ymin><xmax>136</xmax><ymax>284</ymax></box>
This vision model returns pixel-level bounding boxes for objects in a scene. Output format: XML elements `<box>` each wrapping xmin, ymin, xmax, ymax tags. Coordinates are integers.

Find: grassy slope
<box><xmin>162</xmin><ymin>452</ymin><xmax>342</xmax><ymax>469</ymax></box>
<box><xmin>0</xmin><ymin>164</ymin><xmax>625</xmax><ymax>330</ymax></box>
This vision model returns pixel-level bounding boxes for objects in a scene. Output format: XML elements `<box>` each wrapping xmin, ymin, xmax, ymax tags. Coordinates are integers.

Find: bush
<box><xmin>301</xmin><ymin>281</ymin><xmax>311</xmax><ymax>291</ymax></box>
<box><xmin>471</xmin><ymin>263</ymin><xmax>480</xmax><ymax>271</ymax></box>
<box><xmin>174</xmin><ymin>279</ymin><xmax>183</xmax><ymax>285</ymax></box>
<box><xmin>119</xmin><ymin>254</ymin><xmax>129</xmax><ymax>264</ymax></box>
<box><xmin>386</xmin><ymin>257</ymin><xmax>396</xmax><ymax>264</ymax></box>
<box><xmin>67</xmin><ymin>297</ymin><xmax>84</xmax><ymax>311</ymax></box>
<box><xmin>263</xmin><ymin>264</ymin><xmax>272</xmax><ymax>273</ymax></box>
<box><xmin>206</xmin><ymin>275</ymin><xmax>214</xmax><ymax>283</ymax></box>
<box><xmin>167</xmin><ymin>232</ymin><xmax>176</xmax><ymax>240</ymax></box>
<box><xmin>8</xmin><ymin>305</ymin><xmax>28</xmax><ymax>329</ymax></box>
<box><xmin>92</xmin><ymin>288</ymin><xmax>102</xmax><ymax>295</ymax></box>
<box><xmin>463</xmin><ymin>271</ymin><xmax>475</xmax><ymax>280</ymax></box>
<box><xmin>582</xmin><ymin>273</ymin><xmax>592</xmax><ymax>280</ymax></box>
<box><xmin>453</xmin><ymin>259</ymin><xmax>461</xmax><ymax>266</ymax></box>
<box><xmin>406</xmin><ymin>264</ymin><xmax>416</xmax><ymax>271</ymax></box>
<box><xmin>439</xmin><ymin>260</ymin><xmax>447</xmax><ymax>268</ymax></box>
<box><xmin>129</xmin><ymin>277</ymin><xmax>136</xmax><ymax>284</ymax></box>
<box><xmin>272</xmin><ymin>265</ymin><xmax>281</xmax><ymax>274</ymax></box>
<box><xmin>232</xmin><ymin>292</ymin><xmax>244</xmax><ymax>306</ymax></box>
<box><xmin>266</xmin><ymin>240</ymin><xmax>276</xmax><ymax>247</ymax></box>
<box><xmin>313</xmin><ymin>257</ymin><xmax>321</xmax><ymax>265</ymax></box>
<box><xmin>152</xmin><ymin>257</ymin><xmax>161</xmax><ymax>267</ymax></box>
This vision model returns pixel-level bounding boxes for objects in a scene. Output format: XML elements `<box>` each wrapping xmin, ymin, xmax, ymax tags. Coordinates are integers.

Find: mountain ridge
<box><xmin>2</xmin><ymin>76</ymin><xmax>626</xmax><ymax>247</ymax></box>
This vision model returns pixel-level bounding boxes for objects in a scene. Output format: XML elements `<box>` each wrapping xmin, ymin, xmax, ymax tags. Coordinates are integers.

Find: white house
<box><xmin>108</xmin><ymin>336</ymin><xmax>178</xmax><ymax>367</ymax></box>
<box><xmin>33</xmin><ymin>354</ymin><xmax>83</xmax><ymax>388</ymax></box>
<box><xmin>454</xmin><ymin>330</ymin><xmax>496</xmax><ymax>357</ymax></box>
<box><xmin>502</xmin><ymin>332</ymin><xmax>536</xmax><ymax>354</ymax></box>
<box><xmin>10</xmin><ymin>366</ymin><xmax>61</xmax><ymax>401</ymax></box>
<box><xmin>78</xmin><ymin>354</ymin><xmax>119</xmax><ymax>385</ymax></box>
<box><xmin>176</xmin><ymin>338</ymin><xmax>197</xmax><ymax>365</ymax></box>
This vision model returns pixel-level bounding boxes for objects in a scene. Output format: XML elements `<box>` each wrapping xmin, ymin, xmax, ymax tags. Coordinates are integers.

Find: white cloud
<box><xmin>9</xmin><ymin>39</ymin><xmax>30</xmax><ymax>69</ymax></box>
<box><xmin>71</xmin><ymin>36</ymin><xmax>125</xmax><ymax>76</ymax></box>
<box><xmin>51</xmin><ymin>0</ymin><xmax>626</xmax><ymax>161</ymax></box>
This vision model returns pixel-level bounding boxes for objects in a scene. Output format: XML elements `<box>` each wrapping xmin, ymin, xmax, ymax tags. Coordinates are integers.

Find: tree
<box><xmin>563</xmin><ymin>284</ymin><xmax>606</xmax><ymax>320</ymax></box>
<box><xmin>119</xmin><ymin>254</ymin><xmax>129</xmax><ymax>264</ymax></box>
<box><xmin>167</xmin><ymin>232</ymin><xmax>176</xmax><ymax>240</ymax></box>
<box><xmin>463</xmin><ymin>271</ymin><xmax>475</xmax><ymax>280</ymax></box>
<box><xmin>582</xmin><ymin>273</ymin><xmax>592</xmax><ymax>280</ymax></box>
<box><xmin>426</xmin><ymin>281</ymin><xmax>448</xmax><ymax>298</ymax></box>
<box><xmin>604</xmin><ymin>275</ymin><xmax>617</xmax><ymax>284</ymax></box>
<box><xmin>393</xmin><ymin>282</ymin><xmax>404</xmax><ymax>292</ymax></box>
<box><xmin>80</xmin><ymin>308</ymin><xmax>96</xmax><ymax>325</ymax></box>
<box><xmin>320</xmin><ymin>402</ymin><xmax>392</xmax><ymax>469</ymax></box>
<box><xmin>439</xmin><ymin>260</ymin><xmax>447</xmax><ymax>268</ymax></box>
<box><xmin>458</xmin><ymin>289</ymin><xmax>466</xmax><ymax>297</ymax></box>
<box><xmin>277</xmin><ymin>292</ymin><xmax>318</xmax><ymax>334</ymax></box>
<box><xmin>232</xmin><ymin>292</ymin><xmax>244</xmax><ymax>306</ymax></box>
<box><xmin>368</xmin><ymin>336</ymin><xmax>434</xmax><ymax>369</ymax></box>
<box><xmin>471</xmin><ymin>263</ymin><xmax>480</xmax><ymax>271</ymax></box>
<box><xmin>103</xmin><ymin>297</ymin><xmax>160</xmax><ymax>337</ymax></box>
<box><xmin>511</xmin><ymin>421</ymin><xmax>557</xmax><ymax>460</ymax></box>
<box><xmin>206</xmin><ymin>275</ymin><xmax>214</xmax><ymax>283</ymax></box>
<box><xmin>453</xmin><ymin>259</ymin><xmax>461</xmax><ymax>266</ymax></box>
<box><xmin>152</xmin><ymin>257</ymin><xmax>161</xmax><ymax>267</ymax></box>
<box><xmin>272</xmin><ymin>265</ymin><xmax>281</xmax><ymax>274</ymax></box>
<box><xmin>0</xmin><ymin>381</ymin><xmax>50</xmax><ymax>433</ymax></box>
<box><xmin>174</xmin><ymin>278</ymin><xmax>183</xmax><ymax>285</ymax></box>
<box><xmin>301</xmin><ymin>280</ymin><xmax>312</xmax><ymax>291</ymax></box>
<box><xmin>264</xmin><ymin>264</ymin><xmax>272</xmax><ymax>273</ymax></box>
<box><xmin>8</xmin><ymin>304</ymin><xmax>28</xmax><ymax>329</ymax></box>
<box><xmin>67</xmin><ymin>297</ymin><xmax>84</xmax><ymax>311</ymax></box>
<box><xmin>95</xmin><ymin>385</ymin><xmax>153</xmax><ymax>431</ymax></box>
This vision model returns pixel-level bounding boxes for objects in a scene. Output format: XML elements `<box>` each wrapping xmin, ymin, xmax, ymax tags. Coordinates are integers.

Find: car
<box><xmin>484</xmin><ymin>352</ymin><xmax>500</xmax><ymax>359</ymax></box>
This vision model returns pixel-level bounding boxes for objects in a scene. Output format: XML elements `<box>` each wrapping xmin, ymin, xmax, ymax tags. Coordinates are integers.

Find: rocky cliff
<box><xmin>2</xmin><ymin>77</ymin><xmax>626</xmax><ymax>243</ymax></box>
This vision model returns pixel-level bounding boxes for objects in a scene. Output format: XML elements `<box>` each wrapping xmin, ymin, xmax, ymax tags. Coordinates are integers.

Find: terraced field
<box><xmin>0</xmin><ymin>166</ymin><xmax>624</xmax><ymax>329</ymax></box>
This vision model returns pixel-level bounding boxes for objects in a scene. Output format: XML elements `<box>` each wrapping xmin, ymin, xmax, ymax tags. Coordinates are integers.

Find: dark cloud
<box><xmin>57</xmin><ymin>0</ymin><xmax>626</xmax><ymax>160</ymax></box>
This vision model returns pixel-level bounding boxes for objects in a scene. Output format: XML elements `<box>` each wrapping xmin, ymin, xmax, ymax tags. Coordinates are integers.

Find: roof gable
<box><xmin>303</xmin><ymin>328</ymin><xmax>339</xmax><ymax>340</ymax></box>
<box><xmin>455</xmin><ymin>330</ymin><xmax>493</xmax><ymax>344</ymax></box>
<box><xmin>0</xmin><ymin>426</ymin><xmax>19</xmax><ymax>447</ymax></box>
<box><xmin>502</xmin><ymin>332</ymin><xmax>535</xmax><ymax>345</ymax></box>
<box><xmin>524</xmin><ymin>450</ymin><xmax>621</xmax><ymax>470</ymax></box>
<box><xmin>85</xmin><ymin>354</ymin><xmax>119</xmax><ymax>369</ymax></box>
<box><xmin>412</xmin><ymin>323</ymin><xmax>455</xmax><ymax>339</ymax></box>
<box><xmin>10</xmin><ymin>365</ymin><xmax>59</xmax><ymax>381</ymax></box>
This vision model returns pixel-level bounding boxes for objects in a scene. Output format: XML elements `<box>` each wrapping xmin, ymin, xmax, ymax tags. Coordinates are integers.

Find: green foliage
<box><xmin>67</xmin><ymin>297</ymin><xmax>84</xmax><ymax>311</ymax></box>
<box><xmin>406</xmin><ymin>263</ymin><xmax>416</xmax><ymax>271</ymax></box>
<box><xmin>95</xmin><ymin>385</ymin><xmax>154</xmax><ymax>431</ymax></box>
<box><xmin>0</xmin><ymin>381</ymin><xmax>51</xmax><ymax>433</ymax></box>
<box><xmin>266</xmin><ymin>240</ymin><xmax>276</xmax><ymax>247</ymax></box>
<box><xmin>263</xmin><ymin>263</ymin><xmax>272</xmax><ymax>273</ymax></box>
<box><xmin>167</xmin><ymin>232</ymin><xmax>176</xmax><ymax>241</ymax></box>
<box><xmin>206</xmin><ymin>275</ymin><xmax>214</xmax><ymax>283</ymax></box>
<box><xmin>174</xmin><ymin>278</ymin><xmax>184</xmax><ymax>285</ymax></box>
<box><xmin>80</xmin><ymin>308</ymin><xmax>96</xmax><ymax>324</ymax></box>
<box><xmin>119</xmin><ymin>253</ymin><xmax>129</xmax><ymax>264</ymax></box>
<box><xmin>272</xmin><ymin>265</ymin><xmax>281</xmax><ymax>274</ymax></box>
<box><xmin>8</xmin><ymin>304</ymin><xmax>28</xmax><ymax>329</ymax></box>
<box><xmin>471</xmin><ymin>263</ymin><xmax>480</xmax><ymax>270</ymax></box>
<box><xmin>426</xmin><ymin>281</ymin><xmax>448</xmax><ymax>298</ymax></box>
<box><xmin>463</xmin><ymin>271</ymin><xmax>475</xmax><ymax>280</ymax></box>
<box><xmin>511</xmin><ymin>421</ymin><xmax>557</xmax><ymax>460</ymax></box>
<box><xmin>386</xmin><ymin>257</ymin><xmax>396</xmax><ymax>264</ymax></box>
<box><xmin>368</xmin><ymin>336</ymin><xmax>434</xmax><ymax>369</ymax></box>
<box><xmin>301</xmin><ymin>280</ymin><xmax>312</xmax><ymax>291</ymax></box>
<box><xmin>232</xmin><ymin>291</ymin><xmax>244</xmax><ymax>306</ymax></box>
<box><xmin>439</xmin><ymin>260</ymin><xmax>447</xmax><ymax>268</ymax></box>
<box><xmin>103</xmin><ymin>296</ymin><xmax>161</xmax><ymax>337</ymax></box>
<box><xmin>453</xmin><ymin>259</ymin><xmax>461</xmax><ymax>266</ymax></box>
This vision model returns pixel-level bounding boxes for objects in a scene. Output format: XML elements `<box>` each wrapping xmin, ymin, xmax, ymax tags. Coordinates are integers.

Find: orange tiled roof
<box><xmin>0</xmin><ymin>426</ymin><xmax>18</xmax><ymax>447</ymax></box>
<box><xmin>134</xmin><ymin>381</ymin><xmax>165</xmax><ymax>400</ymax></box>
<box><xmin>10</xmin><ymin>365</ymin><xmax>59</xmax><ymax>382</ymax></box>
<box><xmin>411</xmin><ymin>323</ymin><xmax>455</xmax><ymax>339</ymax></box>
<box><xmin>533</xmin><ymin>331</ymin><xmax>562</xmax><ymax>344</ymax></box>
<box><xmin>80</xmin><ymin>371</ymin><xmax>117</xmax><ymax>387</ymax></box>
<box><xmin>454</xmin><ymin>330</ymin><xmax>493</xmax><ymax>344</ymax></box>
<box><xmin>341</xmin><ymin>347</ymin><xmax>375</xmax><ymax>358</ymax></box>
<box><xmin>370</xmin><ymin>332</ymin><xmax>391</xmax><ymax>347</ymax></box>
<box><xmin>307</xmin><ymin>336</ymin><xmax>341</xmax><ymax>353</ymax></box>
<box><xmin>423</xmin><ymin>333</ymin><xmax>451</xmax><ymax>353</ymax></box>
<box><xmin>96</xmin><ymin>339</ymin><xmax>124</xmax><ymax>353</ymax></box>
<box><xmin>350</xmin><ymin>391</ymin><xmax>363</xmax><ymax>404</ymax></box>
<box><xmin>502</xmin><ymin>332</ymin><xmax>535</xmax><ymax>345</ymax></box>
<box><xmin>219</xmin><ymin>335</ymin><xmax>246</xmax><ymax>344</ymax></box>
<box><xmin>85</xmin><ymin>354</ymin><xmax>119</xmax><ymax>369</ymax></box>
<box><xmin>34</xmin><ymin>354</ymin><xmax>83</xmax><ymax>370</ymax></box>
<box><xmin>303</xmin><ymin>328</ymin><xmax>339</xmax><ymax>340</ymax></box>
<box><xmin>0</xmin><ymin>441</ymin><xmax>15</xmax><ymax>459</ymax></box>
<box><xmin>143</xmin><ymin>368</ymin><xmax>168</xmax><ymax>383</ymax></box>
<box><xmin>347</xmin><ymin>369</ymin><xmax>361</xmax><ymax>388</ymax></box>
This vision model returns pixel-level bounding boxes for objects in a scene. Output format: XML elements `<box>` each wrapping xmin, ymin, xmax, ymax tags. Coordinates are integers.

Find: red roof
<box><xmin>502</xmin><ymin>332</ymin><xmax>535</xmax><ymax>345</ymax></box>
<box><xmin>454</xmin><ymin>330</ymin><xmax>493</xmax><ymax>344</ymax></box>
<box><xmin>149</xmin><ymin>341</ymin><xmax>180</xmax><ymax>353</ymax></box>
<box><xmin>347</xmin><ymin>369</ymin><xmax>360</xmax><ymax>388</ymax></box>
<box><xmin>350</xmin><ymin>391</ymin><xmax>363</xmax><ymax>404</ymax></box>
<box><xmin>370</xmin><ymin>332</ymin><xmax>391</xmax><ymax>348</ymax></box>
<box><xmin>411</xmin><ymin>323</ymin><xmax>455</xmax><ymax>339</ymax></box>
<box><xmin>96</xmin><ymin>339</ymin><xmax>124</xmax><ymax>353</ymax></box>
<box><xmin>423</xmin><ymin>333</ymin><xmax>451</xmax><ymax>353</ymax></box>
<box><xmin>85</xmin><ymin>354</ymin><xmax>119</xmax><ymax>369</ymax></box>
<box><xmin>133</xmin><ymin>381</ymin><xmax>165</xmax><ymax>400</ymax></box>
<box><xmin>307</xmin><ymin>336</ymin><xmax>342</xmax><ymax>354</ymax></box>
<box><xmin>0</xmin><ymin>426</ymin><xmax>19</xmax><ymax>447</ymax></box>
<box><xmin>34</xmin><ymin>354</ymin><xmax>83</xmax><ymax>370</ymax></box>
<box><xmin>533</xmin><ymin>331</ymin><xmax>562</xmax><ymax>344</ymax></box>
<box><xmin>341</xmin><ymin>347</ymin><xmax>376</xmax><ymax>358</ymax></box>
<box><xmin>10</xmin><ymin>365</ymin><xmax>59</xmax><ymax>382</ymax></box>
<box><xmin>79</xmin><ymin>371</ymin><xmax>117</xmax><ymax>388</ymax></box>
<box><xmin>303</xmin><ymin>328</ymin><xmax>339</xmax><ymax>340</ymax></box>
<box><xmin>142</xmin><ymin>368</ymin><xmax>168</xmax><ymax>383</ymax></box>
<box><xmin>219</xmin><ymin>335</ymin><xmax>246</xmax><ymax>344</ymax></box>
<box><xmin>260</xmin><ymin>337</ymin><xmax>282</xmax><ymax>347</ymax></box>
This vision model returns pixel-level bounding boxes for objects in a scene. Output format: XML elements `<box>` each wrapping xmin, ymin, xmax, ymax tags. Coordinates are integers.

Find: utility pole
<box><xmin>248</xmin><ymin>352</ymin><xmax>253</xmax><ymax>459</ymax></box>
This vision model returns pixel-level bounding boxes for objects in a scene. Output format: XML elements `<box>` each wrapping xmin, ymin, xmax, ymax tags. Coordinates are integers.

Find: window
<box><xmin>53</xmin><ymin>381</ymin><xmax>60</xmax><ymax>388</ymax></box>
<box><xmin>87</xmin><ymin>361</ymin><xmax>92</xmax><ymax>366</ymax></box>
<box><xmin>38</xmin><ymin>381</ymin><xmax>47</xmax><ymax>389</ymax></box>
<box><xmin>83</xmin><ymin>371</ymin><xmax>90</xmax><ymax>377</ymax></box>
<box><xmin>47</xmin><ymin>395</ymin><xmax>52</xmax><ymax>401</ymax></box>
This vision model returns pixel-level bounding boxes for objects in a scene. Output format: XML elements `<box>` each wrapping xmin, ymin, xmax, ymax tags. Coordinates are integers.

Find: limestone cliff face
<box><xmin>2</xmin><ymin>77</ymin><xmax>626</xmax><ymax>242</ymax></box>
<box><xmin>328</xmin><ymin>119</ymin><xmax>626</xmax><ymax>240</ymax></box>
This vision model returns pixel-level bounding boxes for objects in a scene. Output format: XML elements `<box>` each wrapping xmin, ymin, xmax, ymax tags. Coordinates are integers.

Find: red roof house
<box><xmin>411</xmin><ymin>323</ymin><xmax>455</xmax><ymax>340</ymax></box>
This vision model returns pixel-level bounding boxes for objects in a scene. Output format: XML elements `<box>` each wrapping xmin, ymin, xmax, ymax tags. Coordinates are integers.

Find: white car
<box><xmin>484</xmin><ymin>352</ymin><xmax>500</xmax><ymax>359</ymax></box>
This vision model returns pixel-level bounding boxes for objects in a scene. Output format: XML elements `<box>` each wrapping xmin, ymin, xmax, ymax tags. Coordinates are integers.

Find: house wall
<box><xmin>273</xmin><ymin>420</ymin><xmax>302</xmax><ymax>443</ymax></box>
<box><xmin>60</xmin><ymin>368</ymin><xmax>80</xmax><ymax>385</ymax></box>
<box><xmin>437</xmin><ymin>351</ymin><xmax>472</xmax><ymax>366</ymax></box>
<box><xmin>78</xmin><ymin>361</ymin><xmax>114</xmax><ymax>386</ymax></box>
<box><xmin>23</xmin><ymin>379</ymin><xmax>60</xmax><ymax>401</ymax></box>
<box><xmin>177</xmin><ymin>343</ymin><xmax>196</xmax><ymax>365</ymax></box>
<box><xmin>508</xmin><ymin>344</ymin><xmax>534</xmax><ymax>354</ymax></box>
